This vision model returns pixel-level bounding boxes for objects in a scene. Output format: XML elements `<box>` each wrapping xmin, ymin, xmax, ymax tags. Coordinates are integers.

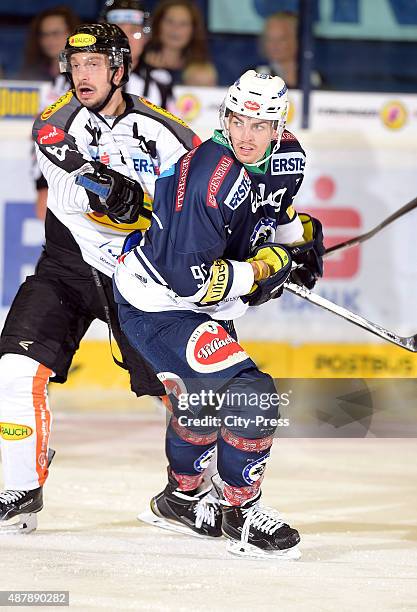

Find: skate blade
<box><xmin>0</xmin><ymin>513</ymin><xmax>38</xmax><ymax>535</ymax></box>
<box><xmin>226</xmin><ymin>538</ymin><xmax>301</xmax><ymax>560</ymax></box>
<box><xmin>137</xmin><ymin>509</ymin><xmax>207</xmax><ymax>539</ymax></box>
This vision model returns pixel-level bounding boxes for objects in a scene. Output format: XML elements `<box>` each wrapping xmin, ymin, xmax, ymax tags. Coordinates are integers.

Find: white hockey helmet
<box><xmin>220</xmin><ymin>70</ymin><xmax>289</xmax><ymax>165</ymax></box>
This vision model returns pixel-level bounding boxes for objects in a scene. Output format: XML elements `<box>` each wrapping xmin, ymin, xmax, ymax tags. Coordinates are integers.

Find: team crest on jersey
<box><xmin>250</xmin><ymin>217</ymin><xmax>277</xmax><ymax>249</ymax></box>
<box><xmin>194</xmin><ymin>445</ymin><xmax>216</xmax><ymax>473</ymax></box>
<box><xmin>186</xmin><ymin>321</ymin><xmax>249</xmax><ymax>374</ymax></box>
<box><xmin>41</xmin><ymin>91</ymin><xmax>73</xmax><ymax>121</ymax></box>
<box><xmin>157</xmin><ymin>372</ymin><xmax>188</xmax><ymax>399</ymax></box>
<box><xmin>242</xmin><ymin>453</ymin><xmax>270</xmax><ymax>485</ymax></box>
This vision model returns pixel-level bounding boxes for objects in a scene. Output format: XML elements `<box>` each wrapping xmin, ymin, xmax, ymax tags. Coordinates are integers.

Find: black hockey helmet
<box><xmin>100</xmin><ymin>0</ymin><xmax>149</xmax><ymax>27</ymax></box>
<box><xmin>59</xmin><ymin>23</ymin><xmax>132</xmax><ymax>86</ymax></box>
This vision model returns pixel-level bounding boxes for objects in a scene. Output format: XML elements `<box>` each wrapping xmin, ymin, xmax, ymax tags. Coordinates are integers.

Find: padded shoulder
<box><xmin>127</xmin><ymin>94</ymin><xmax>200</xmax><ymax>150</ymax></box>
<box><xmin>33</xmin><ymin>90</ymin><xmax>83</xmax><ymax>139</ymax></box>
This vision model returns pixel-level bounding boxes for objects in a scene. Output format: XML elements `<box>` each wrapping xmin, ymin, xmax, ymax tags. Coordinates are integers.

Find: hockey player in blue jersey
<box><xmin>114</xmin><ymin>70</ymin><xmax>325</xmax><ymax>558</ymax></box>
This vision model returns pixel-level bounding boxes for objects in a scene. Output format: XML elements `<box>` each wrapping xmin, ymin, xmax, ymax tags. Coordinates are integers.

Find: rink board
<box><xmin>57</xmin><ymin>340</ymin><xmax>417</xmax><ymax>393</ymax></box>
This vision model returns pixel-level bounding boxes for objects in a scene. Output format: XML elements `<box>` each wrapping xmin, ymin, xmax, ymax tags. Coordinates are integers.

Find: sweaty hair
<box><xmin>23</xmin><ymin>6</ymin><xmax>80</xmax><ymax>69</ymax></box>
<box><xmin>145</xmin><ymin>0</ymin><xmax>209</xmax><ymax>65</ymax></box>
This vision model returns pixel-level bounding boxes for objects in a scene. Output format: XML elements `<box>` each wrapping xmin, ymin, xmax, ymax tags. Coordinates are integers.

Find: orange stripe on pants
<box><xmin>32</xmin><ymin>364</ymin><xmax>52</xmax><ymax>487</ymax></box>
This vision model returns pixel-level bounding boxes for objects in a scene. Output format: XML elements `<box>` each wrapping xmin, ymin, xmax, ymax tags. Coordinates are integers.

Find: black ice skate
<box><xmin>0</xmin><ymin>487</ymin><xmax>43</xmax><ymax>534</ymax></box>
<box><xmin>138</xmin><ymin>474</ymin><xmax>223</xmax><ymax>538</ymax></box>
<box><xmin>221</xmin><ymin>492</ymin><xmax>301</xmax><ymax>559</ymax></box>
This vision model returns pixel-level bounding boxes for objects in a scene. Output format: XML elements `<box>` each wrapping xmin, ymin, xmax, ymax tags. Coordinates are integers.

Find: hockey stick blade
<box><xmin>283</xmin><ymin>281</ymin><xmax>417</xmax><ymax>352</ymax></box>
<box><xmin>324</xmin><ymin>195</ymin><xmax>417</xmax><ymax>257</ymax></box>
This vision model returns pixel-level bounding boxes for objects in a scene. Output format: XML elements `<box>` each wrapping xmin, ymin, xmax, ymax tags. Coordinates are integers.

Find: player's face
<box><xmin>70</xmin><ymin>53</ymin><xmax>123</xmax><ymax>108</ymax></box>
<box><xmin>228</xmin><ymin>113</ymin><xmax>276</xmax><ymax>164</ymax></box>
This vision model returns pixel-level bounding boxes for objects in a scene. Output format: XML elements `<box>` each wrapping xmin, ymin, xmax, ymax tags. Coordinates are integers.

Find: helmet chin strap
<box><xmin>243</xmin><ymin>142</ymin><xmax>280</xmax><ymax>168</ymax></box>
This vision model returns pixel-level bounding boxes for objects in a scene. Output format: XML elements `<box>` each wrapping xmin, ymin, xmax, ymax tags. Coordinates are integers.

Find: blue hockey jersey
<box><xmin>114</xmin><ymin>129</ymin><xmax>305</xmax><ymax>319</ymax></box>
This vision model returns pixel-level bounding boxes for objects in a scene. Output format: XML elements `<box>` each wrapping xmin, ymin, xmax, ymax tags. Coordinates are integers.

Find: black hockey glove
<box><xmin>243</xmin><ymin>242</ymin><xmax>292</xmax><ymax>306</ymax></box>
<box><xmin>76</xmin><ymin>163</ymin><xmax>150</xmax><ymax>224</ymax></box>
<box><xmin>287</xmin><ymin>213</ymin><xmax>325</xmax><ymax>290</ymax></box>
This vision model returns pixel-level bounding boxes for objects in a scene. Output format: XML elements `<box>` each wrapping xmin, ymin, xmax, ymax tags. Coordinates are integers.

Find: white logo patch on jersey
<box><xmin>271</xmin><ymin>152</ymin><xmax>305</xmax><ymax>175</ymax></box>
<box><xmin>251</xmin><ymin>184</ymin><xmax>287</xmax><ymax>213</ymax></box>
<box><xmin>224</xmin><ymin>167</ymin><xmax>251</xmax><ymax>210</ymax></box>
<box><xmin>48</xmin><ymin>144</ymin><xmax>71</xmax><ymax>161</ymax></box>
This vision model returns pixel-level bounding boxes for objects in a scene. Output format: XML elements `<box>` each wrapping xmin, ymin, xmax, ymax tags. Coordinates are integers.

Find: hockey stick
<box><xmin>283</xmin><ymin>281</ymin><xmax>417</xmax><ymax>352</ymax></box>
<box><xmin>324</xmin><ymin>195</ymin><xmax>417</xmax><ymax>257</ymax></box>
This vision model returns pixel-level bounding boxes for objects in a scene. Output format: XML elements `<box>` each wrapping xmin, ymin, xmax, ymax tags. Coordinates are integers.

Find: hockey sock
<box><xmin>217</xmin><ymin>427</ymin><xmax>273</xmax><ymax>505</ymax></box>
<box><xmin>165</xmin><ymin>416</ymin><xmax>217</xmax><ymax>491</ymax></box>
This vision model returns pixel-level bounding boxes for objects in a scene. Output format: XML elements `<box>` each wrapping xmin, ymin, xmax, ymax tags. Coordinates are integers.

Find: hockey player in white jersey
<box><xmin>0</xmin><ymin>23</ymin><xmax>198</xmax><ymax>533</ymax></box>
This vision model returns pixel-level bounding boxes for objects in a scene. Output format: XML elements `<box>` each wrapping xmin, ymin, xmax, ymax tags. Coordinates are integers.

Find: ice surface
<box><xmin>1</xmin><ymin>396</ymin><xmax>416</xmax><ymax>611</ymax></box>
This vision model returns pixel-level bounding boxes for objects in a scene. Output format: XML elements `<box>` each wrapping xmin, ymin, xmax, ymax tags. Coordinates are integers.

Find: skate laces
<box><xmin>194</xmin><ymin>493</ymin><xmax>221</xmax><ymax>529</ymax></box>
<box><xmin>241</xmin><ymin>503</ymin><xmax>285</xmax><ymax>544</ymax></box>
<box><xmin>0</xmin><ymin>490</ymin><xmax>28</xmax><ymax>504</ymax></box>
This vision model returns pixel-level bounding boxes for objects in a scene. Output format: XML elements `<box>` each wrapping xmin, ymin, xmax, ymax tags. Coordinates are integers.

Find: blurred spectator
<box><xmin>19</xmin><ymin>6</ymin><xmax>80</xmax><ymax>83</ymax></box>
<box><xmin>140</xmin><ymin>0</ymin><xmax>211</xmax><ymax>87</ymax></box>
<box><xmin>101</xmin><ymin>0</ymin><xmax>171</xmax><ymax>106</ymax></box>
<box><xmin>20</xmin><ymin>7</ymin><xmax>80</xmax><ymax>221</ymax></box>
<box><xmin>255</xmin><ymin>11</ymin><xmax>322</xmax><ymax>89</ymax></box>
<box><xmin>182</xmin><ymin>61</ymin><xmax>218</xmax><ymax>87</ymax></box>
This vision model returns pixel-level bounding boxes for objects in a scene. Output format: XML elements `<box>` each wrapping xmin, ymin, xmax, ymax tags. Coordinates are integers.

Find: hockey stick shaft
<box><xmin>283</xmin><ymin>281</ymin><xmax>417</xmax><ymax>352</ymax></box>
<box><xmin>324</xmin><ymin>195</ymin><xmax>417</xmax><ymax>257</ymax></box>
